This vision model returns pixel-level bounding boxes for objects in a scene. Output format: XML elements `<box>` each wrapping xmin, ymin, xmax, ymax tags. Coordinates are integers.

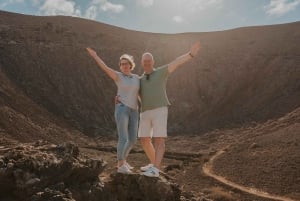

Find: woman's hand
<box><xmin>190</xmin><ymin>41</ymin><xmax>201</xmax><ymax>57</ymax></box>
<box><xmin>86</xmin><ymin>47</ymin><xmax>97</xmax><ymax>58</ymax></box>
<box><xmin>86</xmin><ymin>47</ymin><xmax>118</xmax><ymax>81</ymax></box>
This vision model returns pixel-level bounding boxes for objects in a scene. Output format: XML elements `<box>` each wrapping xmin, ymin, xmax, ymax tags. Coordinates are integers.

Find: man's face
<box><xmin>141</xmin><ymin>54</ymin><xmax>154</xmax><ymax>73</ymax></box>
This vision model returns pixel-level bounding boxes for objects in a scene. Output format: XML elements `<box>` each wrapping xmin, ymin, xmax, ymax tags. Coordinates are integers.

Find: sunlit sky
<box><xmin>1</xmin><ymin>0</ymin><xmax>300</xmax><ymax>33</ymax></box>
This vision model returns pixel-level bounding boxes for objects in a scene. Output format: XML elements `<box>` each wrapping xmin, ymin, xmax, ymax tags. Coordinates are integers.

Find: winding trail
<box><xmin>202</xmin><ymin>149</ymin><xmax>297</xmax><ymax>201</ymax></box>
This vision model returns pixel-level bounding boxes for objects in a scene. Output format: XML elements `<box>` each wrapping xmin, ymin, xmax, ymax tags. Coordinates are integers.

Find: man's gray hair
<box><xmin>142</xmin><ymin>52</ymin><xmax>154</xmax><ymax>60</ymax></box>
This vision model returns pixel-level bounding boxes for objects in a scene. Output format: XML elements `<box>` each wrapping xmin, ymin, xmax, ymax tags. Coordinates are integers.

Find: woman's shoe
<box><xmin>117</xmin><ymin>164</ymin><xmax>132</xmax><ymax>174</ymax></box>
<box><xmin>125</xmin><ymin>162</ymin><xmax>134</xmax><ymax>170</ymax></box>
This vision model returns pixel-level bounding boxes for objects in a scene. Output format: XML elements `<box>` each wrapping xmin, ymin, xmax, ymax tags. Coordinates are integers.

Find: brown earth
<box><xmin>0</xmin><ymin>10</ymin><xmax>299</xmax><ymax>201</ymax></box>
<box><xmin>212</xmin><ymin>107</ymin><xmax>300</xmax><ymax>200</ymax></box>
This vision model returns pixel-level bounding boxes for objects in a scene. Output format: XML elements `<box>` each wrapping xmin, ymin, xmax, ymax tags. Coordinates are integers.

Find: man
<box><xmin>139</xmin><ymin>41</ymin><xmax>201</xmax><ymax>177</ymax></box>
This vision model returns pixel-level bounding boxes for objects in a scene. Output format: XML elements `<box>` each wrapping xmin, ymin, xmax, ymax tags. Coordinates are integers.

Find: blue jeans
<box><xmin>114</xmin><ymin>103</ymin><xmax>138</xmax><ymax>161</ymax></box>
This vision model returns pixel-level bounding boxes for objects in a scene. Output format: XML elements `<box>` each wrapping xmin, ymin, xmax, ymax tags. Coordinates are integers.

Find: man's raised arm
<box><xmin>168</xmin><ymin>41</ymin><xmax>201</xmax><ymax>74</ymax></box>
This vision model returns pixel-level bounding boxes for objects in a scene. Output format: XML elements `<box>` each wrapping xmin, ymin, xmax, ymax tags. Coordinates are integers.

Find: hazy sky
<box><xmin>1</xmin><ymin>0</ymin><xmax>300</xmax><ymax>33</ymax></box>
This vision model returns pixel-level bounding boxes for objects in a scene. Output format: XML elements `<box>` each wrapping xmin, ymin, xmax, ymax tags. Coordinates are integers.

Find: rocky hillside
<box><xmin>0</xmin><ymin>10</ymin><xmax>299</xmax><ymax>138</ymax></box>
<box><xmin>0</xmin><ymin>65</ymin><xmax>89</xmax><ymax>144</ymax></box>
<box><xmin>212</xmin><ymin>106</ymin><xmax>300</xmax><ymax>200</ymax></box>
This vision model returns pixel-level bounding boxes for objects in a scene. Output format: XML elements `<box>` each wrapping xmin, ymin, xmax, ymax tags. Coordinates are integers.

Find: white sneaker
<box><xmin>140</xmin><ymin>164</ymin><xmax>153</xmax><ymax>172</ymax></box>
<box><xmin>141</xmin><ymin>166</ymin><xmax>159</xmax><ymax>177</ymax></box>
<box><xmin>125</xmin><ymin>162</ymin><xmax>134</xmax><ymax>170</ymax></box>
<box><xmin>117</xmin><ymin>164</ymin><xmax>132</xmax><ymax>174</ymax></box>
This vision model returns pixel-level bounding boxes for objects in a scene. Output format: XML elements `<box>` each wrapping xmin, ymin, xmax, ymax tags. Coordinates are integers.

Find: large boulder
<box><xmin>107</xmin><ymin>173</ymin><xmax>181</xmax><ymax>201</ymax></box>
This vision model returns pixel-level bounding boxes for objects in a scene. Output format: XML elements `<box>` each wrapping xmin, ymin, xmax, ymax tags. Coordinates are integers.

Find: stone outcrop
<box><xmin>0</xmin><ymin>141</ymin><xmax>190</xmax><ymax>201</ymax></box>
<box><xmin>0</xmin><ymin>141</ymin><xmax>112</xmax><ymax>201</ymax></box>
<box><xmin>108</xmin><ymin>173</ymin><xmax>181</xmax><ymax>201</ymax></box>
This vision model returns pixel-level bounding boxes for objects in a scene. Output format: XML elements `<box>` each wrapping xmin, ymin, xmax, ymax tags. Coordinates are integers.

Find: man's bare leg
<box><xmin>153</xmin><ymin>137</ymin><xmax>165</xmax><ymax>169</ymax></box>
<box><xmin>140</xmin><ymin>137</ymin><xmax>155</xmax><ymax>164</ymax></box>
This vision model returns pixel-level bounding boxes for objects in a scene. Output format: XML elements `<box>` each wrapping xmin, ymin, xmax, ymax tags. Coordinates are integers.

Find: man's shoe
<box><xmin>117</xmin><ymin>164</ymin><xmax>132</xmax><ymax>174</ymax></box>
<box><xmin>141</xmin><ymin>166</ymin><xmax>159</xmax><ymax>177</ymax></box>
<box><xmin>140</xmin><ymin>164</ymin><xmax>153</xmax><ymax>171</ymax></box>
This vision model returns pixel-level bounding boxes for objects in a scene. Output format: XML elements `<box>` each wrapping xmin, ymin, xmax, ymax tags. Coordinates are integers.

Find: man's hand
<box><xmin>190</xmin><ymin>41</ymin><xmax>201</xmax><ymax>57</ymax></box>
<box><xmin>168</xmin><ymin>41</ymin><xmax>201</xmax><ymax>73</ymax></box>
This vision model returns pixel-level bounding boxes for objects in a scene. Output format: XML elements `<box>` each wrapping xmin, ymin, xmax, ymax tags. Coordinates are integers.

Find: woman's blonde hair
<box><xmin>119</xmin><ymin>54</ymin><xmax>135</xmax><ymax>70</ymax></box>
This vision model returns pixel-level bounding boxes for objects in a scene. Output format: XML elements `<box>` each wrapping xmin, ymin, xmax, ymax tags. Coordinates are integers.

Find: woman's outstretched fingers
<box><xmin>86</xmin><ymin>47</ymin><xmax>97</xmax><ymax>57</ymax></box>
<box><xmin>191</xmin><ymin>41</ymin><xmax>201</xmax><ymax>56</ymax></box>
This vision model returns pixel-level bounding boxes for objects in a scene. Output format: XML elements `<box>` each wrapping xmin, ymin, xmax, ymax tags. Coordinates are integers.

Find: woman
<box><xmin>86</xmin><ymin>47</ymin><xmax>139</xmax><ymax>174</ymax></box>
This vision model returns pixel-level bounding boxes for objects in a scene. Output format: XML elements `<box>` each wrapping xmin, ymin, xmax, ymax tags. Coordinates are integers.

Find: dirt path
<box><xmin>203</xmin><ymin>149</ymin><xmax>297</xmax><ymax>201</ymax></box>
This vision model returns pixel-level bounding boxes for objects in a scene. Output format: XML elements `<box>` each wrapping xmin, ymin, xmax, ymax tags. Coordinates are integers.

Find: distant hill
<box><xmin>0</xmin><ymin>10</ymin><xmax>299</xmax><ymax>138</ymax></box>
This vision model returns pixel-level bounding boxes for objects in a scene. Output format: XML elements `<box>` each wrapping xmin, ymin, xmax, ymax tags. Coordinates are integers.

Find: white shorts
<box><xmin>138</xmin><ymin>106</ymin><xmax>168</xmax><ymax>138</ymax></box>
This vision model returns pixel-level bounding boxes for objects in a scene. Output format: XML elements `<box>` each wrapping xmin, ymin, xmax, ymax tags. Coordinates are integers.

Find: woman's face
<box><xmin>119</xmin><ymin>59</ymin><xmax>132</xmax><ymax>75</ymax></box>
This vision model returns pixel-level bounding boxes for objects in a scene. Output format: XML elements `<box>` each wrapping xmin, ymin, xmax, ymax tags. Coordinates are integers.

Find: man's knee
<box><xmin>154</xmin><ymin>137</ymin><xmax>165</xmax><ymax>146</ymax></box>
<box><xmin>140</xmin><ymin>137</ymin><xmax>151</xmax><ymax>146</ymax></box>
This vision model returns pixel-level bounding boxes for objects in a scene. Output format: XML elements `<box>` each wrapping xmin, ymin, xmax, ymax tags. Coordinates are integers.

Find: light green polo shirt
<box><xmin>140</xmin><ymin>65</ymin><xmax>171</xmax><ymax>112</ymax></box>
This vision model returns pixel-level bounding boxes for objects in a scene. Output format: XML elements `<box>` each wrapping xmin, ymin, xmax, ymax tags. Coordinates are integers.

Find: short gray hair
<box><xmin>142</xmin><ymin>52</ymin><xmax>154</xmax><ymax>61</ymax></box>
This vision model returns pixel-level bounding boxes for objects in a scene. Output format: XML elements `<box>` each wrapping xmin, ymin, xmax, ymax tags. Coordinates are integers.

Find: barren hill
<box><xmin>0</xmin><ymin>10</ymin><xmax>299</xmax><ymax>139</ymax></box>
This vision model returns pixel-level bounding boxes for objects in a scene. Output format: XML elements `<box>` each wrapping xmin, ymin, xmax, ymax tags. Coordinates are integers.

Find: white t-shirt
<box><xmin>115</xmin><ymin>72</ymin><xmax>140</xmax><ymax>109</ymax></box>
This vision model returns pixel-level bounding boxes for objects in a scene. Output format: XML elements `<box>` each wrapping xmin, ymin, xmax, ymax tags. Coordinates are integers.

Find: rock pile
<box><xmin>0</xmin><ymin>141</ymin><xmax>111</xmax><ymax>201</ymax></box>
<box><xmin>0</xmin><ymin>141</ymin><xmax>189</xmax><ymax>201</ymax></box>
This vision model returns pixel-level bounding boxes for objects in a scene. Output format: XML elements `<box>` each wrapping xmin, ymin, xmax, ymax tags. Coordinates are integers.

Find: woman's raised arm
<box><xmin>86</xmin><ymin>47</ymin><xmax>118</xmax><ymax>81</ymax></box>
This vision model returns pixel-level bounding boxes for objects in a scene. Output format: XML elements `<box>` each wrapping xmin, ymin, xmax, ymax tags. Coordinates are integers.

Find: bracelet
<box><xmin>189</xmin><ymin>52</ymin><xmax>194</xmax><ymax>58</ymax></box>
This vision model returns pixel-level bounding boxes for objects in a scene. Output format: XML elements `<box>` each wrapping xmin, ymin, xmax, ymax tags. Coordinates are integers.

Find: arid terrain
<box><xmin>0</xmin><ymin>10</ymin><xmax>299</xmax><ymax>201</ymax></box>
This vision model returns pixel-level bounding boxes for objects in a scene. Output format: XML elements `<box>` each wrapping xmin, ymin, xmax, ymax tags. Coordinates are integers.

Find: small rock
<box><xmin>57</xmin><ymin>142</ymin><xmax>79</xmax><ymax>158</ymax></box>
<box><xmin>64</xmin><ymin>188</ymin><xmax>72</xmax><ymax>198</ymax></box>
<box><xmin>8</xmin><ymin>40</ymin><xmax>17</xmax><ymax>44</ymax></box>
<box><xmin>34</xmin><ymin>140</ymin><xmax>49</xmax><ymax>147</ymax></box>
<box><xmin>26</xmin><ymin>178</ymin><xmax>41</xmax><ymax>185</ymax></box>
<box><xmin>87</xmin><ymin>158</ymin><xmax>106</xmax><ymax>169</ymax></box>
<box><xmin>7</xmin><ymin>162</ymin><xmax>14</xmax><ymax>168</ymax></box>
<box><xmin>53</xmin><ymin>182</ymin><xmax>65</xmax><ymax>191</ymax></box>
<box><xmin>249</xmin><ymin>143</ymin><xmax>260</xmax><ymax>149</ymax></box>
